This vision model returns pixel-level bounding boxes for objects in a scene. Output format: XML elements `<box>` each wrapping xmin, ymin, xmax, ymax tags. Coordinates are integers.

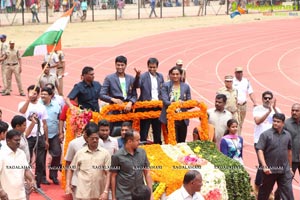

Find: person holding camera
<box><xmin>18</xmin><ymin>85</ymin><xmax>49</xmax><ymax>189</ymax></box>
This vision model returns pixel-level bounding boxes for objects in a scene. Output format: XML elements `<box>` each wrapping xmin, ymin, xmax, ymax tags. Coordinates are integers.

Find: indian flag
<box><xmin>22</xmin><ymin>6</ymin><xmax>75</xmax><ymax>57</ymax></box>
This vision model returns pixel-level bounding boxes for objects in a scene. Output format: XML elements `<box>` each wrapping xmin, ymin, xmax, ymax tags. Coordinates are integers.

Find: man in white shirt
<box><xmin>0</xmin><ymin>130</ymin><xmax>35</xmax><ymax>200</ymax></box>
<box><xmin>233</xmin><ymin>67</ymin><xmax>257</xmax><ymax>134</ymax></box>
<box><xmin>18</xmin><ymin>85</ymin><xmax>48</xmax><ymax>189</ymax></box>
<box><xmin>98</xmin><ymin>119</ymin><xmax>118</xmax><ymax>155</ymax></box>
<box><xmin>167</xmin><ymin>170</ymin><xmax>205</xmax><ymax>200</ymax></box>
<box><xmin>207</xmin><ymin>94</ymin><xmax>232</xmax><ymax>148</ymax></box>
<box><xmin>253</xmin><ymin>91</ymin><xmax>279</xmax><ymax>198</ymax></box>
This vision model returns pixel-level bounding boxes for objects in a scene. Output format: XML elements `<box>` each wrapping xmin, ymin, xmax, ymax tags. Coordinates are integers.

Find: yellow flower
<box><xmin>194</xmin><ymin>146</ymin><xmax>201</xmax><ymax>153</ymax></box>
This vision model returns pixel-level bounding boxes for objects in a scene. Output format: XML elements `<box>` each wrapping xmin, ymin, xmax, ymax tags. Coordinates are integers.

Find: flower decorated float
<box><xmin>141</xmin><ymin>143</ymin><xmax>228</xmax><ymax>200</ymax></box>
<box><xmin>62</xmin><ymin>100</ymin><xmax>254</xmax><ymax>200</ymax></box>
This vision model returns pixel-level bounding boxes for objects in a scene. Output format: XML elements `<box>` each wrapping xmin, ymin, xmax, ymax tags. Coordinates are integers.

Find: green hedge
<box><xmin>188</xmin><ymin>141</ymin><xmax>255</xmax><ymax>200</ymax></box>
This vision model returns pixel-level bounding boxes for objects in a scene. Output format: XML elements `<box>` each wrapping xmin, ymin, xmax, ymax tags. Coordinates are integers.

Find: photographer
<box><xmin>18</xmin><ymin>85</ymin><xmax>48</xmax><ymax>189</ymax></box>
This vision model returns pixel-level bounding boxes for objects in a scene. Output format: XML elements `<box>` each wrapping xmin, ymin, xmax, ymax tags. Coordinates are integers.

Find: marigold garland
<box><xmin>61</xmin><ymin>107</ymin><xmax>95</xmax><ymax>189</ymax></box>
<box><xmin>166</xmin><ymin>100</ymin><xmax>208</xmax><ymax>145</ymax></box>
<box><xmin>153</xmin><ymin>182</ymin><xmax>166</xmax><ymax>200</ymax></box>
<box><xmin>61</xmin><ymin>100</ymin><xmax>208</xmax><ymax>189</ymax></box>
<box><xmin>140</xmin><ymin>144</ymin><xmax>187</xmax><ymax>195</ymax></box>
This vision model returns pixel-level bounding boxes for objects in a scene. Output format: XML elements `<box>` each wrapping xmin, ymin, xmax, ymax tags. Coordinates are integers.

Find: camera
<box><xmin>27</xmin><ymin>113</ymin><xmax>38</xmax><ymax>121</ymax></box>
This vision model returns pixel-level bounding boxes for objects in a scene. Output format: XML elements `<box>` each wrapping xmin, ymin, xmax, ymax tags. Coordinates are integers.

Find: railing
<box><xmin>2</xmin><ymin>0</ymin><xmax>298</xmax><ymax>26</ymax></box>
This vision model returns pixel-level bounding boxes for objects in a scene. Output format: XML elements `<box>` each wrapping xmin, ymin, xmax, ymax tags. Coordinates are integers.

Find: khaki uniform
<box><xmin>217</xmin><ymin>86</ymin><xmax>238</xmax><ymax>120</ymax></box>
<box><xmin>56</xmin><ymin>51</ymin><xmax>65</xmax><ymax>95</ymax></box>
<box><xmin>1</xmin><ymin>42</ymin><xmax>8</xmax><ymax>91</ymax></box>
<box><xmin>4</xmin><ymin>48</ymin><xmax>24</xmax><ymax>94</ymax></box>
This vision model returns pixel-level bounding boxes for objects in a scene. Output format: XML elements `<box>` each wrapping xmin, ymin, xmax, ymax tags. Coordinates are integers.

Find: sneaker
<box><xmin>20</xmin><ymin>93</ymin><xmax>26</xmax><ymax>96</ymax></box>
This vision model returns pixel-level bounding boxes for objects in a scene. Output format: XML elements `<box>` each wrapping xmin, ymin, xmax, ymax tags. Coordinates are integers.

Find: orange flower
<box><xmin>140</xmin><ymin>144</ymin><xmax>187</xmax><ymax>195</ymax></box>
<box><xmin>61</xmin><ymin>100</ymin><xmax>208</xmax><ymax>189</ymax></box>
<box><xmin>166</xmin><ymin>100</ymin><xmax>208</xmax><ymax>144</ymax></box>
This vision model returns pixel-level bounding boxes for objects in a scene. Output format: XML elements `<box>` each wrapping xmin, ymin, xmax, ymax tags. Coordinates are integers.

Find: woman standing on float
<box><xmin>159</xmin><ymin>66</ymin><xmax>191</xmax><ymax>143</ymax></box>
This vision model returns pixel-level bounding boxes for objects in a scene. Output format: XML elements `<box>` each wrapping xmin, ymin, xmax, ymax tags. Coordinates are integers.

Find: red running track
<box><xmin>1</xmin><ymin>18</ymin><xmax>300</xmax><ymax>199</ymax></box>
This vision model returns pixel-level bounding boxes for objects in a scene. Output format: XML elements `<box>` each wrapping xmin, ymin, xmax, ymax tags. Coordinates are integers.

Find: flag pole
<box><xmin>33</xmin><ymin>43</ymin><xmax>58</xmax><ymax>91</ymax></box>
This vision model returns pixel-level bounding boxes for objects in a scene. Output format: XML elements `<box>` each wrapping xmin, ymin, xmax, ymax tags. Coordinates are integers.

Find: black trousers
<box><xmin>175</xmin><ymin>120</ymin><xmax>187</xmax><ymax>143</ymax></box>
<box><xmin>140</xmin><ymin>118</ymin><xmax>162</xmax><ymax>144</ymax></box>
<box><xmin>292</xmin><ymin>162</ymin><xmax>300</xmax><ymax>175</ymax></box>
<box><xmin>258</xmin><ymin>170</ymin><xmax>294</xmax><ymax>200</ymax></box>
<box><xmin>254</xmin><ymin>143</ymin><xmax>263</xmax><ymax>186</ymax></box>
<box><xmin>43</xmin><ymin>135</ymin><xmax>62</xmax><ymax>179</ymax></box>
<box><xmin>27</xmin><ymin>135</ymin><xmax>46</xmax><ymax>188</ymax></box>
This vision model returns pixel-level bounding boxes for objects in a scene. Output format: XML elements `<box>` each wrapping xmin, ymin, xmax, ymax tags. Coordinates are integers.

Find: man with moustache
<box><xmin>0</xmin><ymin>40</ymin><xmax>25</xmax><ymax>96</ymax></box>
<box><xmin>256</xmin><ymin>113</ymin><xmax>294</xmax><ymax>200</ymax></box>
<box><xmin>98</xmin><ymin>119</ymin><xmax>118</xmax><ymax>155</ymax></box>
<box><xmin>207</xmin><ymin>94</ymin><xmax>232</xmax><ymax>148</ymax></box>
<box><xmin>252</xmin><ymin>91</ymin><xmax>280</xmax><ymax>197</ymax></box>
<box><xmin>67</xmin><ymin>66</ymin><xmax>101</xmax><ymax>112</ymax></box>
<box><xmin>217</xmin><ymin>75</ymin><xmax>238</xmax><ymax>122</ymax></box>
<box><xmin>0</xmin><ymin>130</ymin><xmax>36</xmax><ymax>200</ymax></box>
<box><xmin>40</xmin><ymin>87</ymin><xmax>61</xmax><ymax>185</ymax></box>
<box><xmin>64</xmin><ymin>122</ymin><xmax>104</xmax><ymax>200</ymax></box>
<box><xmin>0</xmin><ymin>34</ymin><xmax>8</xmax><ymax>91</ymax></box>
<box><xmin>110</xmin><ymin>130</ymin><xmax>153</xmax><ymax>200</ymax></box>
<box><xmin>167</xmin><ymin>170</ymin><xmax>205</xmax><ymax>200</ymax></box>
<box><xmin>284</xmin><ymin>103</ymin><xmax>300</xmax><ymax>175</ymax></box>
<box><xmin>18</xmin><ymin>85</ymin><xmax>49</xmax><ymax>189</ymax></box>
<box><xmin>66</xmin><ymin>122</ymin><xmax>111</xmax><ymax>200</ymax></box>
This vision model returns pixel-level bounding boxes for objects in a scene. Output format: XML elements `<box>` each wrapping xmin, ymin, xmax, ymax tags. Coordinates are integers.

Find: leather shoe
<box><xmin>2</xmin><ymin>92</ymin><xmax>10</xmax><ymax>96</ymax></box>
<box><xmin>41</xmin><ymin>178</ymin><xmax>50</xmax><ymax>185</ymax></box>
<box><xmin>50</xmin><ymin>177</ymin><xmax>59</xmax><ymax>185</ymax></box>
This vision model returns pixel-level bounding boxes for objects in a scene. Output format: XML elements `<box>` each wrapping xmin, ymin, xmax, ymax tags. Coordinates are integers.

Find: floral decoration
<box><xmin>140</xmin><ymin>144</ymin><xmax>188</xmax><ymax>195</ymax></box>
<box><xmin>153</xmin><ymin>182</ymin><xmax>166</xmax><ymax>200</ymax></box>
<box><xmin>178</xmin><ymin>154</ymin><xmax>208</xmax><ymax>166</ymax></box>
<box><xmin>166</xmin><ymin>100</ymin><xmax>208</xmax><ymax>144</ymax></box>
<box><xmin>204</xmin><ymin>189</ymin><xmax>222</xmax><ymax>200</ymax></box>
<box><xmin>188</xmin><ymin>141</ymin><xmax>254</xmax><ymax>200</ymax></box>
<box><xmin>70</xmin><ymin>106</ymin><xmax>93</xmax><ymax>137</ymax></box>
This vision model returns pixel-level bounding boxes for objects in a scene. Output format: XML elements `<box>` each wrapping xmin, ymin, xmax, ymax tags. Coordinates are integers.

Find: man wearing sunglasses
<box><xmin>252</xmin><ymin>91</ymin><xmax>280</xmax><ymax>198</ymax></box>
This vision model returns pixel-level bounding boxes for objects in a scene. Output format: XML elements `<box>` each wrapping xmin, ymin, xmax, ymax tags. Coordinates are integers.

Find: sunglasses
<box><xmin>263</xmin><ymin>97</ymin><xmax>272</xmax><ymax>100</ymax></box>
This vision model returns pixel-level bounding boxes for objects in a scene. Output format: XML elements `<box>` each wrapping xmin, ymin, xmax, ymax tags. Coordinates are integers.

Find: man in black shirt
<box><xmin>256</xmin><ymin>113</ymin><xmax>294</xmax><ymax>200</ymax></box>
<box><xmin>67</xmin><ymin>66</ymin><xmax>101</xmax><ymax>112</ymax></box>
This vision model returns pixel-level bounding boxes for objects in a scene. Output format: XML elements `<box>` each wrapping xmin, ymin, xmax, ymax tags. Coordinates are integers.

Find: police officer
<box><xmin>1</xmin><ymin>40</ymin><xmax>25</xmax><ymax>96</ymax></box>
<box><xmin>0</xmin><ymin>34</ymin><xmax>8</xmax><ymax>93</ymax></box>
<box><xmin>217</xmin><ymin>75</ymin><xmax>238</xmax><ymax>122</ymax></box>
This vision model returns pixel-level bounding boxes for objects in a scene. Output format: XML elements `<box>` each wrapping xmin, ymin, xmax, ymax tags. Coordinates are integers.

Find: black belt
<box><xmin>7</xmin><ymin>63</ymin><xmax>18</xmax><ymax>66</ymax></box>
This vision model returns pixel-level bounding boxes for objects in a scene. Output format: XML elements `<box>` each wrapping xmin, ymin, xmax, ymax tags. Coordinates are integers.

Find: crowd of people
<box><xmin>0</xmin><ymin>44</ymin><xmax>299</xmax><ymax>200</ymax></box>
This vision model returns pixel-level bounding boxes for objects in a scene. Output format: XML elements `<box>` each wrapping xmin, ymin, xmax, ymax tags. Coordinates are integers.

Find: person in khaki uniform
<box><xmin>0</xmin><ymin>34</ymin><xmax>8</xmax><ymax>93</ymax></box>
<box><xmin>0</xmin><ymin>40</ymin><xmax>25</xmax><ymax>96</ymax></box>
<box><xmin>56</xmin><ymin>50</ymin><xmax>65</xmax><ymax>96</ymax></box>
<box><xmin>217</xmin><ymin>75</ymin><xmax>238</xmax><ymax>123</ymax></box>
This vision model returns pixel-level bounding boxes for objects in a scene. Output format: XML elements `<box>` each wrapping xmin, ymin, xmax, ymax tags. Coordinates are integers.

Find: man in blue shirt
<box><xmin>40</xmin><ymin>87</ymin><xmax>61</xmax><ymax>185</ymax></box>
<box><xmin>67</xmin><ymin>66</ymin><xmax>101</xmax><ymax>112</ymax></box>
